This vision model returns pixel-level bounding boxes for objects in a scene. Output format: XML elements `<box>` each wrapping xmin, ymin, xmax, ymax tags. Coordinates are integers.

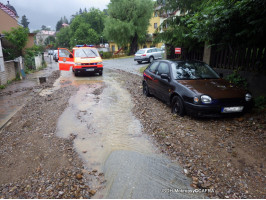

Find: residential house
<box><xmin>35</xmin><ymin>30</ymin><xmax>56</xmax><ymax>46</ymax></box>
<box><xmin>0</xmin><ymin>1</ymin><xmax>19</xmax><ymax>33</ymax></box>
<box><xmin>0</xmin><ymin>1</ymin><xmax>35</xmax><ymax>85</ymax></box>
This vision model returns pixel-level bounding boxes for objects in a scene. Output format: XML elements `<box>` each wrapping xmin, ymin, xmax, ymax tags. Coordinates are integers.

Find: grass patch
<box><xmin>139</xmin><ymin>65</ymin><xmax>149</xmax><ymax>73</ymax></box>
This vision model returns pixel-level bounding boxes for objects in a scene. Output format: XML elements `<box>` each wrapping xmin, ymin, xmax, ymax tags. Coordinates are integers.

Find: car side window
<box><xmin>147</xmin><ymin>50</ymin><xmax>152</xmax><ymax>53</ymax></box>
<box><xmin>152</xmin><ymin>48</ymin><xmax>157</xmax><ymax>52</ymax></box>
<box><xmin>157</xmin><ymin>62</ymin><xmax>170</xmax><ymax>75</ymax></box>
<box><xmin>148</xmin><ymin>62</ymin><xmax>159</xmax><ymax>74</ymax></box>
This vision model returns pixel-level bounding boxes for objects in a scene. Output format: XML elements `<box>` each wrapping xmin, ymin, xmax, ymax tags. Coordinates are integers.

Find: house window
<box><xmin>112</xmin><ymin>45</ymin><xmax>115</xmax><ymax>52</ymax></box>
<box><xmin>154</xmin><ymin>23</ymin><xmax>158</xmax><ymax>29</ymax></box>
<box><xmin>154</xmin><ymin>12</ymin><xmax>158</xmax><ymax>17</ymax></box>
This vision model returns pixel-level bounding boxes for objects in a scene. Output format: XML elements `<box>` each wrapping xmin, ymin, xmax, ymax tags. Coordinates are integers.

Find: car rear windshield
<box><xmin>136</xmin><ymin>50</ymin><xmax>145</xmax><ymax>54</ymax></box>
<box><xmin>172</xmin><ymin>61</ymin><xmax>220</xmax><ymax>80</ymax></box>
<box><xmin>74</xmin><ymin>48</ymin><xmax>99</xmax><ymax>58</ymax></box>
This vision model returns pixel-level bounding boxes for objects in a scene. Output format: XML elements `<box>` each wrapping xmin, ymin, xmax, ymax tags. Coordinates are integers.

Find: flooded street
<box><xmin>1</xmin><ymin>59</ymin><xmax>264</xmax><ymax>199</ymax></box>
<box><xmin>40</xmin><ymin>67</ymin><xmax>206</xmax><ymax>198</ymax></box>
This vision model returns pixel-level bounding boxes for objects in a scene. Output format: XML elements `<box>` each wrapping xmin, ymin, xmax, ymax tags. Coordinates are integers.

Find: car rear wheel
<box><xmin>171</xmin><ymin>96</ymin><xmax>185</xmax><ymax>116</ymax></box>
<box><xmin>149</xmin><ymin>56</ymin><xmax>154</xmax><ymax>63</ymax></box>
<box><xmin>143</xmin><ymin>82</ymin><xmax>151</xmax><ymax>97</ymax></box>
<box><xmin>99</xmin><ymin>71</ymin><xmax>103</xmax><ymax>76</ymax></box>
<box><xmin>137</xmin><ymin>61</ymin><xmax>142</xmax><ymax>64</ymax></box>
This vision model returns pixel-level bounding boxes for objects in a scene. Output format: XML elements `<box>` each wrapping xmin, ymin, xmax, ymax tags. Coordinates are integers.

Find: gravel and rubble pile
<box><xmin>0</xmin><ymin>71</ymin><xmax>99</xmax><ymax>198</ymax></box>
<box><xmin>116</xmin><ymin>69</ymin><xmax>266</xmax><ymax>199</ymax></box>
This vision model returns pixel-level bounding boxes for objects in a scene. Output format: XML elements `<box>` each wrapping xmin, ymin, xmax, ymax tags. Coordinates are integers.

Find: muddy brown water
<box><xmin>40</xmin><ymin>69</ymin><xmax>206</xmax><ymax>199</ymax></box>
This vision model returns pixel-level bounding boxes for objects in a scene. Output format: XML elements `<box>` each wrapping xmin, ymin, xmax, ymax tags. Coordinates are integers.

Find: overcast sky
<box><xmin>5</xmin><ymin>0</ymin><xmax>110</xmax><ymax>31</ymax></box>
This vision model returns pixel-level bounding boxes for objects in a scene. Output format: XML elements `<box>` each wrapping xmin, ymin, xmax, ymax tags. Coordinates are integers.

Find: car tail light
<box><xmin>142</xmin><ymin>54</ymin><xmax>146</xmax><ymax>56</ymax></box>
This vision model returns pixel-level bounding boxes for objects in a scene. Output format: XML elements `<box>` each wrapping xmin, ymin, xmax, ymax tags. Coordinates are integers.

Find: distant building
<box><xmin>62</xmin><ymin>23</ymin><xmax>69</xmax><ymax>28</ymax></box>
<box><xmin>35</xmin><ymin>30</ymin><xmax>56</xmax><ymax>45</ymax></box>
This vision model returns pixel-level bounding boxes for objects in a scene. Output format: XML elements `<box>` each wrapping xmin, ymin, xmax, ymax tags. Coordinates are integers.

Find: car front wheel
<box><xmin>171</xmin><ymin>96</ymin><xmax>185</xmax><ymax>116</ymax></box>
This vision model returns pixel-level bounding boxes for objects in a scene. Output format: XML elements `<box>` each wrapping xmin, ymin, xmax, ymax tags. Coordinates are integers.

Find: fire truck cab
<box><xmin>58</xmin><ymin>45</ymin><xmax>103</xmax><ymax>76</ymax></box>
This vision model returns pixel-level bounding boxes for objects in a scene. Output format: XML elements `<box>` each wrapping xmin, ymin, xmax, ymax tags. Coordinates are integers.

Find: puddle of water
<box><xmin>56</xmin><ymin>77</ymin><xmax>156</xmax><ymax>170</ymax></box>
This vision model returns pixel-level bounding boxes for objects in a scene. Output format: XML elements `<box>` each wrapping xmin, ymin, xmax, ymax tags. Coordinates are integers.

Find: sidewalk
<box><xmin>0</xmin><ymin>56</ymin><xmax>58</xmax><ymax>129</ymax></box>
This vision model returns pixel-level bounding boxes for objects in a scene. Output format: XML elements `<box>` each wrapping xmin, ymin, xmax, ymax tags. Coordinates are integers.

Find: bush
<box><xmin>24</xmin><ymin>45</ymin><xmax>44</xmax><ymax>70</ymax></box>
<box><xmin>225</xmin><ymin>70</ymin><xmax>248</xmax><ymax>89</ymax></box>
<box><xmin>255</xmin><ymin>96</ymin><xmax>266</xmax><ymax>110</ymax></box>
<box><xmin>101</xmin><ymin>51</ymin><xmax>113</xmax><ymax>59</ymax></box>
<box><xmin>3</xmin><ymin>48</ymin><xmax>16</xmax><ymax>60</ymax></box>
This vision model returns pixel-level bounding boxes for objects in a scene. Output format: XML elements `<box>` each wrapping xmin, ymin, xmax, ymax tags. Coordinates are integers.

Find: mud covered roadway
<box><xmin>0</xmin><ymin>60</ymin><xmax>265</xmax><ymax>198</ymax></box>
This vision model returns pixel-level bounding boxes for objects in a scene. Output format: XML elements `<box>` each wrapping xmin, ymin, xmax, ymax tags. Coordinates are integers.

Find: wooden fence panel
<box><xmin>210</xmin><ymin>45</ymin><xmax>266</xmax><ymax>73</ymax></box>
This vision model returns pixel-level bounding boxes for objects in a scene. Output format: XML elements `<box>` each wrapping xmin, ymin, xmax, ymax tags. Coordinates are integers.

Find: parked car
<box><xmin>142</xmin><ymin>60</ymin><xmax>253</xmax><ymax>117</ymax></box>
<box><xmin>48</xmin><ymin>50</ymin><xmax>53</xmax><ymax>55</ymax></box>
<box><xmin>134</xmin><ymin>48</ymin><xmax>163</xmax><ymax>64</ymax></box>
<box><xmin>53</xmin><ymin>52</ymin><xmax>58</xmax><ymax>62</ymax></box>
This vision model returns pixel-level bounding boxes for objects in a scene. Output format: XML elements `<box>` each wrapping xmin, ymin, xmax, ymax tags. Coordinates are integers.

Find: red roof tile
<box><xmin>0</xmin><ymin>2</ymin><xmax>17</xmax><ymax>20</ymax></box>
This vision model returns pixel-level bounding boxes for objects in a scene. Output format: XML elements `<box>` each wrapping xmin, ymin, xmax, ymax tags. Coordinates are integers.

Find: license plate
<box><xmin>221</xmin><ymin>106</ymin><xmax>244</xmax><ymax>113</ymax></box>
<box><xmin>86</xmin><ymin>68</ymin><xmax>94</xmax><ymax>71</ymax></box>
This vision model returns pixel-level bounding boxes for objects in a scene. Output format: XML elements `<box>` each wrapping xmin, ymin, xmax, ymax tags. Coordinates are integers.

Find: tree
<box><xmin>41</xmin><ymin>25</ymin><xmax>50</xmax><ymax>31</ymax></box>
<box><xmin>185</xmin><ymin>0</ymin><xmax>266</xmax><ymax>46</ymax></box>
<box><xmin>55</xmin><ymin>26</ymin><xmax>71</xmax><ymax>48</ymax></box>
<box><xmin>70</xmin><ymin>8</ymin><xmax>105</xmax><ymax>35</ymax></box>
<box><xmin>44</xmin><ymin>35</ymin><xmax>56</xmax><ymax>46</ymax></box>
<box><xmin>3</xmin><ymin>27</ymin><xmax>29</xmax><ymax>57</ymax></box>
<box><xmin>70</xmin><ymin>23</ymin><xmax>99</xmax><ymax>47</ymax></box>
<box><xmin>56</xmin><ymin>16</ymin><xmax>69</xmax><ymax>31</ymax></box>
<box><xmin>21</xmin><ymin>15</ymin><xmax>30</xmax><ymax>29</ymax></box>
<box><xmin>104</xmin><ymin>0</ymin><xmax>154</xmax><ymax>55</ymax></box>
<box><xmin>156</xmin><ymin>0</ymin><xmax>266</xmax><ymax>48</ymax></box>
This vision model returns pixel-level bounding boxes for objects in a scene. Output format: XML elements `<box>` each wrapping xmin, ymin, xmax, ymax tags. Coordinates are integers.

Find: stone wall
<box><xmin>34</xmin><ymin>54</ymin><xmax>42</xmax><ymax>69</ymax></box>
<box><xmin>0</xmin><ymin>61</ymin><xmax>19</xmax><ymax>85</ymax></box>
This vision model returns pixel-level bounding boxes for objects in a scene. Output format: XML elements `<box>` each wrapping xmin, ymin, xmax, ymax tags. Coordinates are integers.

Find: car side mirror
<box><xmin>161</xmin><ymin>73</ymin><xmax>170</xmax><ymax>81</ymax></box>
<box><xmin>219</xmin><ymin>73</ymin><xmax>223</xmax><ymax>78</ymax></box>
<box><xmin>69</xmin><ymin>54</ymin><xmax>73</xmax><ymax>58</ymax></box>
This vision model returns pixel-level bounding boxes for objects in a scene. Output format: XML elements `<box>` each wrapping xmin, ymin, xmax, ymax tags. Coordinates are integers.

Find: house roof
<box><xmin>39</xmin><ymin>30</ymin><xmax>56</xmax><ymax>35</ymax></box>
<box><xmin>0</xmin><ymin>1</ymin><xmax>18</xmax><ymax>20</ymax></box>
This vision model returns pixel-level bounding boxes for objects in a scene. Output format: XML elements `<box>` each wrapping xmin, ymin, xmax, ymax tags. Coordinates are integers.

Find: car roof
<box><xmin>73</xmin><ymin>47</ymin><xmax>96</xmax><ymax>50</ymax></box>
<box><xmin>149</xmin><ymin>60</ymin><xmax>206</xmax><ymax>65</ymax></box>
<box><xmin>139</xmin><ymin>48</ymin><xmax>156</xmax><ymax>50</ymax></box>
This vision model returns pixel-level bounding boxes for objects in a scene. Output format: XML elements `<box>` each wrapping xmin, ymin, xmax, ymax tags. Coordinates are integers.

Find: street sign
<box><xmin>175</xmin><ymin>48</ymin><xmax>181</xmax><ymax>54</ymax></box>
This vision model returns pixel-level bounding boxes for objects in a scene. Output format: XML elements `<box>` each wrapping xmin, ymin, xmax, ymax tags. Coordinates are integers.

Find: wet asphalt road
<box><xmin>103</xmin><ymin>57</ymin><xmax>149</xmax><ymax>76</ymax></box>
